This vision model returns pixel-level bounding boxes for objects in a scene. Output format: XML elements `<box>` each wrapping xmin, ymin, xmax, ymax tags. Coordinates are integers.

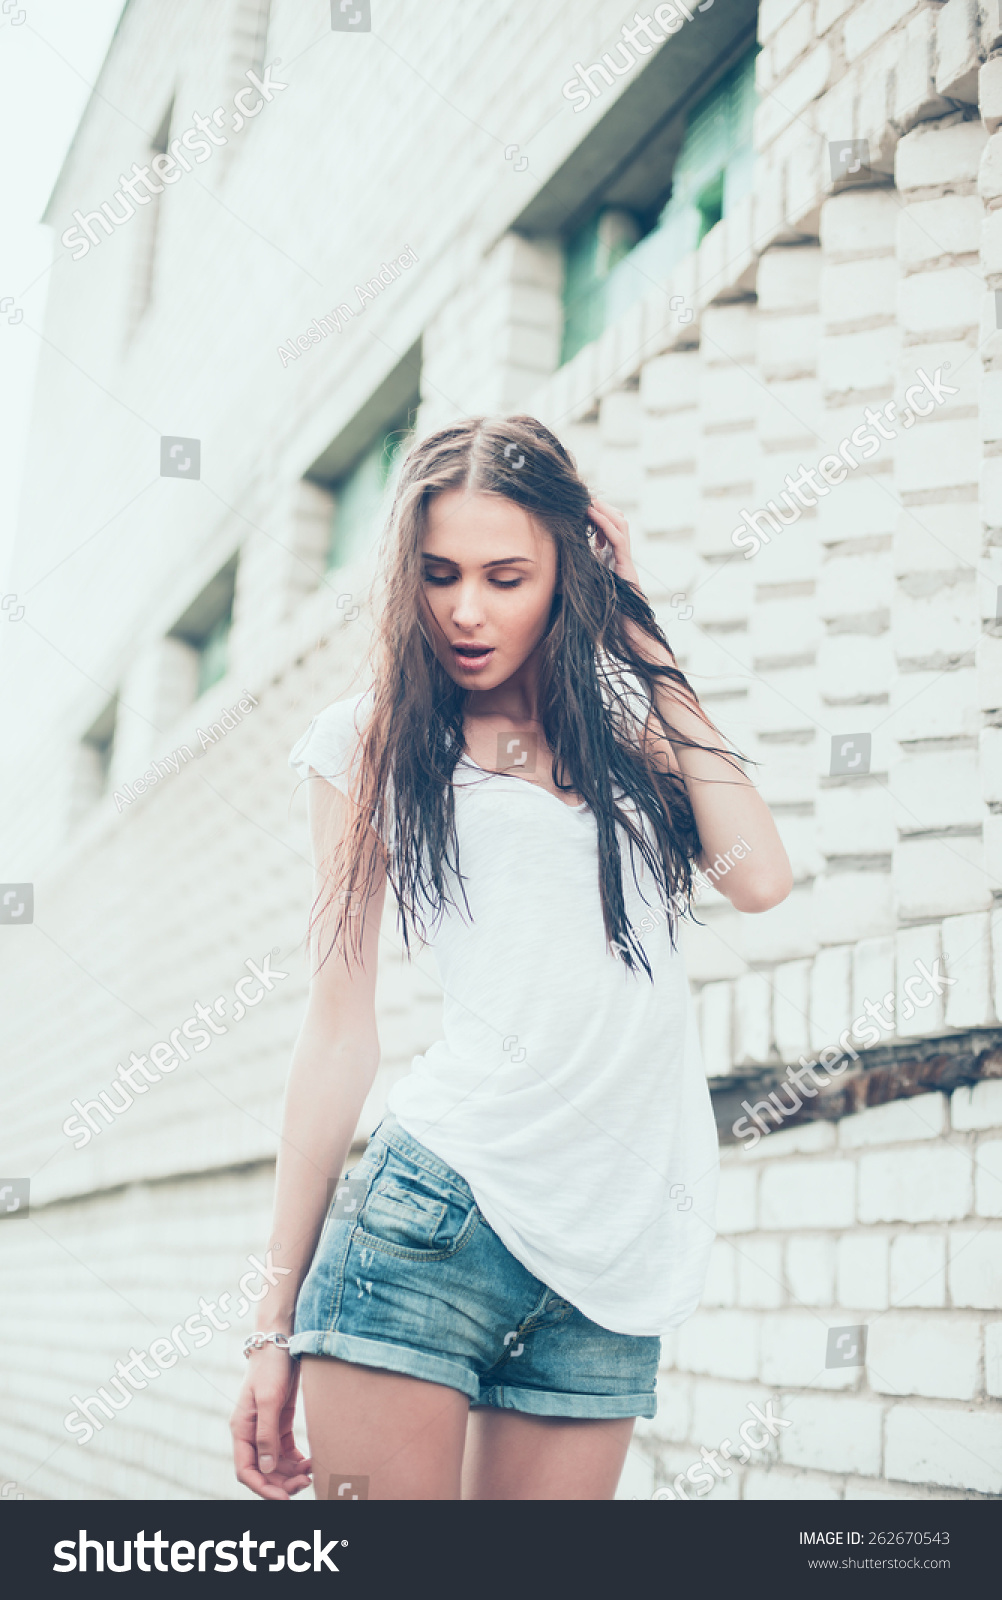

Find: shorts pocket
<box><xmin>361</xmin><ymin>1178</ymin><xmax>447</xmax><ymax>1249</ymax></box>
<box><xmin>356</xmin><ymin>1161</ymin><xmax>480</xmax><ymax>1261</ymax></box>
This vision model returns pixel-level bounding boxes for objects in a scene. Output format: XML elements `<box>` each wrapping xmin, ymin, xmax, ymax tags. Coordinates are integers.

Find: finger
<box><xmin>255</xmin><ymin>1397</ymin><xmax>285</xmax><ymax>1478</ymax></box>
<box><xmin>589</xmin><ymin>500</ymin><xmax>629</xmax><ymax>535</ymax></box>
<box><xmin>233</xmin><ymin>1437</ymin><xmax>293</xmax><ymax>1501</ymax></box>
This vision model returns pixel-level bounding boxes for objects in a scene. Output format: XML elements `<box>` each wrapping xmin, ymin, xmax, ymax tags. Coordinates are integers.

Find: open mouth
<box><xmin>451</xmin><ymin>643</ymin><xmax>495</xmax><ymax>670</ymax></box>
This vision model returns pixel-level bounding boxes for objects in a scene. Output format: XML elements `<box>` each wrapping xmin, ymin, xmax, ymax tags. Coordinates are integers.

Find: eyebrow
<box><xmin>421</xmin><ymin>554</ymin><xmax>535</xmax><ymax>569</ymax></box>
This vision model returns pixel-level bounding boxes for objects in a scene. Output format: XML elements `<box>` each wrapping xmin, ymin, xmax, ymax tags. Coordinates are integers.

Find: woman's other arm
<box><xmin>230</xmin><ymin>771</ymin><xmax>387</xmax><ymax>1499</ymax></box>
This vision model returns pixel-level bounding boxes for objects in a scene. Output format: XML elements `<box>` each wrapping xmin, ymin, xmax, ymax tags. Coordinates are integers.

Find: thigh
<box><xmin>461</xmin><ymin>1409</ymin><xmax>636</xmax><ymax>1500</ymax></box>
<box><xmin>301</xmin><ymin>1356</ymin><xmax>469</xmax><ymax>1501</ymax></box>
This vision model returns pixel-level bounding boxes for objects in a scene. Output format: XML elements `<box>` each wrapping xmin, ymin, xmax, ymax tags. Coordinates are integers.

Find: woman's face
<box><xmin>419</xmin><ymin>490</ymin><xmax>559</xmax><ymax>689</ymax></box>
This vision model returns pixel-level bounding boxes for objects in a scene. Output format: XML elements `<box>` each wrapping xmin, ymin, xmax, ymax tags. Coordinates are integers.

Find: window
<box><xmin>326</xmin><ymin>410</ymin><xmax>415</xmax><ymax>571</ymax></box>
<box><xmin>82</xmin><ymin>697</ymin><xmax>118</xmax><ymax>797</ymax></box>
<box><xmin>560</xmin><ymin>46</ymin><xmax>759</xmax><ymax>365</ymax></box>
<box><xmin>130</xmin><ymin>98</ymin><xmax>173</xmax><ymax>330</ymax></box>
<box><xmin>236</xmin><ymin>0</ymin><xmax>273</xmax><ymax>81</ymax></box>
<box><xmin>168</xmin><ymin>555</ymin><xmax>238</xmax><ymax>699</ymax></box>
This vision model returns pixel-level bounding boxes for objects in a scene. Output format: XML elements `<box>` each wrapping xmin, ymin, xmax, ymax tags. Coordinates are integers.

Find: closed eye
<box><xmin>423</xmin><ymin>573</ymin><xmax>522</xmax><ymax>589</ymax></box>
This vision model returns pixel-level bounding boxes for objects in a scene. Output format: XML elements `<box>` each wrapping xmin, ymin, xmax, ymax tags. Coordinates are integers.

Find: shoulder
<box><xmin>289</xmin><ymin>689</ymin><xmax>374</xmax><ymax>781</ymax></box>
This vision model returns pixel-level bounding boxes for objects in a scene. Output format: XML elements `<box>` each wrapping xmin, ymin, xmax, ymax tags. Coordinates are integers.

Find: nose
<box><xmin>449</xmin><ymin>581</ymin><xmax>487</xmax><ymax>630</ymax></box>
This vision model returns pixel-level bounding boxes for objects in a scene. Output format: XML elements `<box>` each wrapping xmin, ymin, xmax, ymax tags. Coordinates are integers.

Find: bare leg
<box><xmin>299</xmin><ymin>1357</ymin><xmax>469</xmax><ymax>1501</ymax></box>
<box><xmin>461</xmin><ymin>1409</ymin><xmax>636</xmax><ymax>1500</ymax></box>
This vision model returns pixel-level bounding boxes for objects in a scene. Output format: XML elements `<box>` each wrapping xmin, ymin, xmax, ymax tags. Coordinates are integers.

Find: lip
<box><xmin>451</xmin><ymin>643</ymin><xmax>495</xmax><ymax>672</ymax></box>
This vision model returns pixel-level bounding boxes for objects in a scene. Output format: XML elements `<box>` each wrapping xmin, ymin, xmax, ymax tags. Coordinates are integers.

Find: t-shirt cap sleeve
<box><xmin>289</xmin><ymin>693</ymin><xmax>371</xmax><ymax>796</ymax></box>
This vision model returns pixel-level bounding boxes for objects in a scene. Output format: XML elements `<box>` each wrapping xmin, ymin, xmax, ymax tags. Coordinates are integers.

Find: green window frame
<box><xmin>559</xmin><ymin>46</ymin><xmax>759</xmax><ymax>366</ymax></box>
<box><xmin>326</xmin><ymin>413</ymin><xmax>414</xmax><ymax>571</ymax></box>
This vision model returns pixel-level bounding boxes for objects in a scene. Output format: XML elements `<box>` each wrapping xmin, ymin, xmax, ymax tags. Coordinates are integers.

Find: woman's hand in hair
<box><xmin>588</xmin><ymin>500</ymin><xmax>642</xmax><ymax>592</ymax></box>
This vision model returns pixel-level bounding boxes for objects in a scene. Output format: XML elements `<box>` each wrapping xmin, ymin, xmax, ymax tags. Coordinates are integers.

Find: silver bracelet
<box><xmin>242</xmin><ymin>1331</ymin><xmax>292</xmax><ymax>1359</ymax></box>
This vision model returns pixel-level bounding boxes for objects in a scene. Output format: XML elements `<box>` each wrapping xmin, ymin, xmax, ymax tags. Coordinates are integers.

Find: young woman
<box><xmin>229</xmin><ymin>415</ymin><xmax>793</xmax><ymax>1501</ymax></box>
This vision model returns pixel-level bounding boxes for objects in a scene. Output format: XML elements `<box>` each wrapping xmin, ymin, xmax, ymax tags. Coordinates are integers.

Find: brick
<box><xmin>821</xmin><ymin>257</ymin><xmax>898</xmax><ymax>328</ymax></box>
<box><xmin>897</xmin><ymin>195</ymin><xmax>983</xmax><ymax>267</ymax></box>
<box><xmin>889</xmin><ymin>1230</ymin><xmax>947</xmax><ymax>1307</ymax></box>
<box><xmin>737</xmin><ymin>1237</ymin><xmax>785</xmax><ymax>1309</ymax></box>
<box><xmin>895</xmin><ymin>6</ymin><xmax>952</xmax><ymax>132</ymax></box>
<box><xmin>981</xmin><ymin>58</ymin><xmax>1002</xmax><ymax>137</ymax></box>
<box><xmin>890</xmin><ymin>669</ymin><xmax>980</xmax><ymax>740</ymax></box>
<box><xmin>743</xmin><ymin>1118</ymin><xmax>837</xmax><ymax>1162</ymax></box>
<box><xmin>757</xmin><ymin>245</ymin><xmax>822</xmax><ymax>313</ymax></box>
<box><xmin>896</xmin><ymin>418</ymin><xmax>981</xmax><ymax>498</ymax></box>
<box><xmin>699</xmin><ymin>979</ymin><xmax>734</xmax><ymax>1078</ymax></box>
<box><xmin>817</xmin><ymin>0</ymin><xmax>854</xmax><ymax>32</ymax></box>
<box><xmin>675</xmin><ymin>1311</ymin><xmax>760</xmax><ymax>1381</ymax></box>
<box><xmin>818</xmin><ymin>326</ymin><xmax>897</xmax><ymax>394</ymax></box>
<box><xmin>819</xmin><ymin>632</ymin><xmax>895</xmax><ymax>700</ymax></box>
<box><xmin>936</xmin><ymin>0</ymin><xmax>982</xmax><ymax>103</ymax></box>
<box><xmin>809</xmin><ymin>943</ymin><xmax>853</xmax><ymax>1054</ymax></box>
<box><xmin>700</xmin><ymin>1238</ymin><xmax>737</xmax><ymax>1306</ymax></box>
<box><xmin>818</xmin><ymin>784</ymin><xmax>894</xmax><ymax>858</ymax></box>
<box><xmin>754</xmin><ymin>45</ymin><xmax>832</xmax><ymax>149</ymax></box>
<box><xmin>894</xmin><ymin>501</ymin><xmax>980</xmax><ymax>575</ymax></box>
<box><xmin>715</xmin><ymin>1165</ymin><xmax>758</xmax><ymax>1234</ymax></box>
<box><xmin>898</xmin><ymin>269</ymin><xmax>983</xmax><ymax>337</ymax></box>
<box><xmin>837</xmin><ymin>1231</ymin><xmax>890</xmax><ymax>1309</ymax></box>
<box><xmin>858</xmin><ymin>1145</ymin><xmax>973</xmax><ymax>1223</ymax></box>
<box><xmin>759</xmin><ymin>1309</ymin><xmax>859</xmax><ymax>1389</ymax></box>
<box><xmin>893</xmin><ymin>835</ymin><xmax>991</xmax><ymax>921</ymax></box>
<box><xmin>852</xmin><ymin>938</ymin><xmax>896</xmax><ymax>1047</ymax></box>
<box><xmin>820</xmin><ymin>189</ymin><xmax>899</xmax><ymax>259</ymax></box>
<box><xmin>951</xmin><ymin>1078</ymin><xmax>1002</xmax><ymax>1131</ymax></box>
<box><xmin>941</xmin><ymin>911</ymin><xmax>995</xmax><ymax>1026</ymax></box>
<box><xmin>987</xmin><ymin>1321</ymin><xmax>1002</xmax><ymax>1397</ymax></box>
<box><xmin>744</xmin><ymin>1467</ymin><xmax>842</xmax><ymax>1498</ymax></box>
<box><xmin>760</xmin><ymin>1159</ymin><xmax>855</xmax><ymax>1230</ymax></box>
<box><xmin>733</xmin><ymin>971</ymin><xmax>773</xmax><ymax>1067</ymax></box>
<box><xmin>779</xmin><ymin>1392</ymin><xmax>884</xmax><ymax>1474</ymax></box>
<box><xmin>885</xmin><ymin>1403</ymin><xmax>1002</xmax><ymax>1493</ymax></box>
<box><xmin>759</xmin><ymin>0</ymin><xmax>806</xmax><ymax>42</ymax></box>
<box><xmin>635</xmin><ymin>1371</ymin><xmax>691</xmax><ymax>1446</ymax></box>
<box><xmin>975</xmin><ymin>1140</ymin><xmax>1002</xmax><ymax>1218</ymax></box>
<box><xmin>818</xmin><ymin>549</ymin><xmax>893</xmax><ymax>619</ymax></box>
<box><xmin>786</xmin><ymin>1235</ymin><xmax>836</xmax><ymax>1306</ymax></box>
<box><xmin>839</xmin><ymin>1093</ymin><xmax>949</xmax><ymax>1150</ymax></box>
<box><xmin>897</xmin><ymin>116</ymin><xmax>988</xmax><ymax>190</ymax></box>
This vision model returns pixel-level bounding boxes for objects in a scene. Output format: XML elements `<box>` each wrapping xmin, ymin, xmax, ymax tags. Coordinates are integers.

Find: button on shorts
<box><xmin>288</xmin><ymin>1113</ymin><xmax>660</xmax><ymax>1420</ymax></box>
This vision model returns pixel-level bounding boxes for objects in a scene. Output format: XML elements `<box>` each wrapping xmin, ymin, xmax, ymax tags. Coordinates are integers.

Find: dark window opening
<box><xmin>168</xmin><ymin>554</ymin><xmax>238</xmax><ymax>698</ymax></box>
<box><xmin>82</xmin><ymin>697</ymin><xmax>118</xmax><ymax>795</ymax></box>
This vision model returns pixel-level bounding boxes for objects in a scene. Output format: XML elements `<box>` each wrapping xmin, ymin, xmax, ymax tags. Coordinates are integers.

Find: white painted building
<box><xmin>0</xmin><ymin>0</ymin><xmax>1000</xmax><ymax>1500</ymax></box>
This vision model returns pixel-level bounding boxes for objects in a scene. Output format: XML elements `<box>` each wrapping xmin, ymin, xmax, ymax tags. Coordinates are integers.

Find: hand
<box><xmin>588</xmin><ymin>500</ymin><xmax>642</xmax><ymax>592</ymax></box>
<box><xmin>230</xmin><ymin>1345</ymin><xmax>313</xmax><ymax>1500</ymax></box>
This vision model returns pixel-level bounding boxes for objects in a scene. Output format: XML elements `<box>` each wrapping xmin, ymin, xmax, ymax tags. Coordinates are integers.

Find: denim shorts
<box><xmin>288</xmin><ymin>1114</ymin><xmax>660</xmax><ymax>1420</ymax></box>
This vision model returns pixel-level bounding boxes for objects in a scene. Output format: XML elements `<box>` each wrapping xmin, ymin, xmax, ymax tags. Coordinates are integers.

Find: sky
<box><xmin>0</xmin><ymin>0</ymin><xmax>127</xmax><ymax>598</ymax></box>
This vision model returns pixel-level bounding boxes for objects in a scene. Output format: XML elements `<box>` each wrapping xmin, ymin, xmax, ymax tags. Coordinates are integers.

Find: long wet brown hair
<box><xmin>310</xmin><ymin>414</ymin><xmax>745</xmax><ymax>982</ymax></box>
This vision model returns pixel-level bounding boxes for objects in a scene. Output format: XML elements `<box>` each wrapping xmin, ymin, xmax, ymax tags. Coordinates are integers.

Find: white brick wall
<box><xmin>3</xmin><ymin>0</ymin><xmax>1002</xmax><ymax>1503</ymax></box>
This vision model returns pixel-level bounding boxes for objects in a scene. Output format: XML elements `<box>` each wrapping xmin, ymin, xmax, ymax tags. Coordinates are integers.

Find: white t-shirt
<box><xmin>290</xmin><ymin>690</ymin><xmax>719</xmax><ymax>1336</ymax></box>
